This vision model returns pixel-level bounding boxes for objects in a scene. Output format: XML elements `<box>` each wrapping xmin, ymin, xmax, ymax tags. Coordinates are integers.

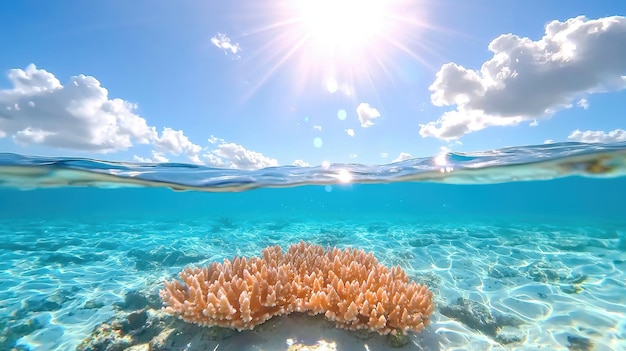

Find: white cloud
<box><xmin>293</xmin><ymin>159</ymin><xmax>310</xmax><ymax>167</ymax></box>
<box><xmin>0</xmin><ymin>64</ymin><xmax>158</xmax><ymax>152</ymax></box>
<box><xmin>13</xmin><ymin>128</ymin><xmax>54</xmax><ymax>145</ymax></box>
<box><xmin>568</xmin><ymin>129</ymin><xmax>626</xmax><ymax>143</ymax></box>
<box><xmin>205</xmin><ymin>142</ymin><xmax>279</xmax><ymax>170</ymax></box>
<box><xmin>313</xmin><ymin>125</ymin><xmax>322</xmax><ymax>131</ymax></box>
<box><xmin>0</xmin><ymin>64</ymin><xmax>205</xmax><ymax>164</ymax></box>
<box><xmin>149</xmin><ymin>151</ymin><xmax>169</xmax><ymax>163</ymax></box>
<box><xmin>421</xmin><ymin>16</ymin><xmax>626</xmax><ymax>140</ymax></box>
<box><xmin>186</xmin><ymin>153</ymin><xmax>204</xmax><ymax>165</ymax></box>
<box><xmin>211</xmin><ymin>33</ymin><xmax>241</xmax><ymax>57</ymax></box>
<box><xmin>345</xmin><ymin>128</ymin><xmax>355</xmax><ymax>137</ymax></box>
<box><xmin>203</xmin><ymin>152</ymin><xmax>226</xmax><ymax>168</ymax></box>
<box><xmin>349</xmin><ymin>153</ymin><xmax>358</xmax><ymax>159</ymax></box>
<box><xmin>133</xmin><ymin>151</ymin><xmax>169</xmax><ymax>163</ymax></box>
<box><xmin>154</xmin><ymin>127</ymin><xmax>202</xmax><ymax>159</ymax></box>
<box><xmin>208</xmin><ymin>135</ymin><xmax>224</xmax><ymax>144</ymax></box>
<box><xmin>380</xmin><ymin>152</ymin><xmax>389</xmax><ymax>158</ymax></box>
<box><xmin>133</xmin><ymin>155</ymin><xmax>150</xmax><ymax>163</ymax></box>
<box><xmin>577</xmin><ymin>98</ymin><xmax>589</xmax><ymax>109</ymax></box>
<box><xmin>356</xmin><ymin>102</ymin><xmax>381</xmax><ymax>128</ymax></box>
<box><xmin>0</xmin><ymin>66</ymin><xmax>279</xmax><ymax>168</ymax></box>
<box><xmin>392</xmin><ymin>152</ymin><xmax>413</xmax><ymax>163</ymax></box>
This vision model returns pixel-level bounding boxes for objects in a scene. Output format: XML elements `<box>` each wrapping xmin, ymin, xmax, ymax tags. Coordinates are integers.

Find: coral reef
<box><xmin>160</xmin><ymin>242</ymin><xmax>433</xmax><ymax>335</ymax></box>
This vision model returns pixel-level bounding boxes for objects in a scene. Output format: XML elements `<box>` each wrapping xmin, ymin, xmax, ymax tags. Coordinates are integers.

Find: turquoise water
<box><xmin>1</xmin><ymin>143</ymin><xmax>625</xmax><ymax>350</ymax></box>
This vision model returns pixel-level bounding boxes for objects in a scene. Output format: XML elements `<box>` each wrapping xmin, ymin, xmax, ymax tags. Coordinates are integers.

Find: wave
<box><xmin>1</xmin><ymin>142</ymin><xmax>625</xmax><ymax>192</ymax></box>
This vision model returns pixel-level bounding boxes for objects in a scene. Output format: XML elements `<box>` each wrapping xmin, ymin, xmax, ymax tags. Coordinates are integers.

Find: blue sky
<box><xmin>0</xmin><ymin>0</ymin><xmax>625</xmax><ymax>168</ymax></box>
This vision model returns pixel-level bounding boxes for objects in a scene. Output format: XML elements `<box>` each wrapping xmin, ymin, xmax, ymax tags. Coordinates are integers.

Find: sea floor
<box><xmin>1</xmin><ymin>216</ymin><xmax>625</xmax><ymax>351</ymax></box>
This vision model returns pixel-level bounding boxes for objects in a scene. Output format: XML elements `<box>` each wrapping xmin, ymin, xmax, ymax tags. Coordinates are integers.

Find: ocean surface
<box><xmin>0</xmin><ymin>142</ymin><xmax>625</xmax><ymax>351</ymax></box>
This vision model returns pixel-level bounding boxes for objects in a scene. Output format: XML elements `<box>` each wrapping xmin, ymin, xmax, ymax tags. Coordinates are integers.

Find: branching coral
<box><xmin>160</xmin><ymin>242</ymin><xmax>433</xmax><ymax>335</ymax></box>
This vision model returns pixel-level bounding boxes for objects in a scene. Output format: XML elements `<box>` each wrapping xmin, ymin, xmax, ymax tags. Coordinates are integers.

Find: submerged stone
<box><xmin>567</xmin><ymin>335</ymin><xmax>594</xmax><ymax>351</ymax></box>
<box><xmin>386</xmin><ymin>332</ymin><xmax>410</xmax><ymax>348</ymax></box>
<box><xmin>440</xmin><ymin>297</ymin><xmax>523</xmax><ymax>338</ymax></box>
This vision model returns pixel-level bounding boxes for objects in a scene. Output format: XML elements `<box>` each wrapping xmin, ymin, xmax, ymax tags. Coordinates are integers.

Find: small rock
<box><xmin>149</xmin><ymin>327</ymin><xmax>176</xmax><ymax>350</ymax></box>
<box><xmin>440</xmin><ymin>297</ymin><xmax>523</xmax><ymax>338</ymax></box>
<box><xmin>126</xmin><ymin>343</ymin><xmax>150</xmax><ymax>351</ymax></box>
<box><xmin>567</xmin><ymin>335</ymin><xmax>594</xmax><ymax>351</ymax></box>
<box><xmin>562</xmin><ymin>285</ymin><xmax>583</xmax><ymax>294</ymax></box>
<box><xmin>0</xmin><ymin>318</ymin><xmax>44</xmax><ymax>350</ymax></box>
<box><xmin>76</xmin><ymin>323</ymin><xmax>133</xmax><ymax>351</ymax></box>
<box><xmin>488</xmin><ymin>265</ymin><xmax>519</xmax><ymax>279</ymax></box>
<box><xmin>495</xmin><ymin>326</ymin><xmax>525</xmax><ymax>345</ymax></box>
<box><xmin>386</xmin><ymin>332</ymin><xmax>410</xmax><ymax>348</ymax></box>
<box><xmin>115</xmin><ymin>290</ymin><xmax>161</xmax><ymax>311</ymax></box>
<box><xmin>353</xmin><ymin>329</ymin><xmax>374</xmax><ymax>340</ymax></box>
<box><xmin>440</xmin><ymin>298</ymin><xmax>499</xmax><ymax>337</ymax></box>
<box><xmin>125</xmin><ymin>310</ymin><xmax>148</xmax><ymax>333</ymax></box>
<box><xmin>83</xmin><ymin>300</ymin><xmax>105</xmax><ymax>309</ymax></box>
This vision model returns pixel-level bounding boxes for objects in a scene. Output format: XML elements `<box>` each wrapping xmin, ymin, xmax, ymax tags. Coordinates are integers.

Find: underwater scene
<box><xmin>1</xmin><ymin>142</ymin><xmax>626</xmax><ymax>351</ymax></box>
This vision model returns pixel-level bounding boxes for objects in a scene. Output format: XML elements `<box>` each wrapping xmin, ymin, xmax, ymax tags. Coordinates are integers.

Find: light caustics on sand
<box><xmin>0</xmin><ymin>142</ymin><xmax>625</xmax><ymax>192</ymax></box>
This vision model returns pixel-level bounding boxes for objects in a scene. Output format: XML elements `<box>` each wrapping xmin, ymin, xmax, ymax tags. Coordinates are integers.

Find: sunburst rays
<box><xmin>236</xmin><ymin>0</ymin><xmax>434</xmax><ymax>104</ymax></box>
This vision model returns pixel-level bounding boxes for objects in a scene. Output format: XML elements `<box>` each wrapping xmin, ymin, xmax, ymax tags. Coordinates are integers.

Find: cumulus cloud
<box><xmin>133</xmin><ymin>151</ymin><xmax>169</xmax><ymax>163</ymax></box>
<box><xmin>0</xmin><ymin>64</ymin><xmax>157</xmax><ymax>152</ymax></box>
<box><xmin>13</xmin><ymin>128</ymin><xmax>54</xmax><ymax>145</ymax></box>
<box><xmin>356</xmin><ymin>102</ymin><xmax>381</xmax><ymax>128</ymax></box>
<box><xmin>392</xmin><ymin>152</ymin><xmax>413</xmax><ymax>163</ymax></box>
<box><xmin>345</xmin><ymin>128</ymin><xmax>355</xmax><ymax>137</ymax></box>
<box><xmin>293</xmin><ymin>159</ymin><xmax>310</xmax><ymax>167</ymax></box>
<box><xmin>0</xmin><ymin>65</ymin><xmax>279</xmax><ymax>167</ymax></box>
<box><xmin>0</xmin><ymin>64</ymin><xmax>206</xmax><ymax>164</ymax></box>
<box><xmin>154</xmin><ymin>127</ymin><xmax>202</xmax><ymax>159</ymax></box>
<box><xmin>568</xmin><ymin>129</ymin><xmax>626</xmax><ymax>143</ymax></box>
<box><xmin>203</xmin><ymin>152</ymin><xmax>226</xmax><ymax>168</ymax></box>
<box><xmin>204</xmin><ymin>142</ymin><xmax>279</xmax><ymax>170</ymax></box>
<box><xmin>135</xmin><ymin>136</ymin><xmax>280</xmax><ymax>169</ymax></box>
<box><xmin>421</xmin><ymin>16</ymin><xmax>626</xmax><ymax>140</ymax></box>
<box><xmin>211</xmin><ymin>33</ymin><xmax>241</xmax><ymax>57</ymax></box>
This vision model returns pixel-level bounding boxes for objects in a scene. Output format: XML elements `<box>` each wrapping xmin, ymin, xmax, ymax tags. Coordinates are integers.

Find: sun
<box><xmin>294</xmin><ymin>0</ymin><xmax>388</xmax><ymax>53</ymax></box>
<box><xmin>238</xmin><ymin>0</ymin><xmax>431</xmax><ymax>99</ymax></box>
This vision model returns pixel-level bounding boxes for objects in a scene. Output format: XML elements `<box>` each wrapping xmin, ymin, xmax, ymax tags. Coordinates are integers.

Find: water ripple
<box><xmin>1</xmin><ymin>142</ymin><xmax>625</xmax><ymax>191</ymax></box>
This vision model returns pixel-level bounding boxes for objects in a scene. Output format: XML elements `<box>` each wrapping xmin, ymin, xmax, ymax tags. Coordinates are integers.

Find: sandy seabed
<box><xmin>1</xmin><ymin>217</ymin><xmax>625</xmax><ymax>350</ymax></box>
